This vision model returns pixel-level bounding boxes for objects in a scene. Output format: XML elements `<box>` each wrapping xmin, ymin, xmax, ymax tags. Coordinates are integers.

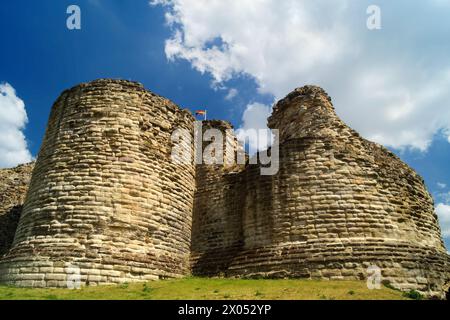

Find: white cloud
<box><xmin>225</xmin><ymin>88</ymin><xmax>238</xmax><ymax>101</ymax></box>
<box><xmin>445</xmin><ymin>129</ymin><xmax>450</xmax><ymax>143</ymax></box>
<box><xmin>437</xmin><ymin>182</ymin><xmax>447</xmax><ymax>189</ymax></box>
<box><xmin>436</xmin><ymin>203</ymin><xmax>450</xmax><ymax>237</ymax></box>
<box><xmin>236</xmin><ymin>102</ymin><xmax>272</xmax><ymax>153</ymax></box>
<box><xmin>0</xmin><ymin>82</ymin><xmax>33</xmax><ymax>168</ymax></box>
<box><xmin>436</xmin><ymin>191</ymin><xmax>450</xmax><ymax>205</ymax></box>
<box><xmin>152</xmin><ymin>0</ymin><xmax>450</xmax><ymax>152</ymax></box>
<box><xmin>432</xmin><ymin>0</ymin><xmax>450</xmax><ymax>6</ymax></box>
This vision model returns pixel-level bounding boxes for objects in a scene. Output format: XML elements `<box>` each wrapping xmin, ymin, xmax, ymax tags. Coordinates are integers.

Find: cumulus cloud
<box><xmin>236</xmin><ymin>102</ymin><xmax>272</xmax><ymax>153</ymax></box>
<box><xmin>0</xmin><ymin>82</ymin><xmax>33</xmax><ymax>168</ymax></box>
<box><xmin>225</xmin><ymin>88</ymin><xmax>238</xmax><ymax>101</ymax></box>
<box><xmin>436</xmin><ymin>203</ymin><xmax>450</xmax><ymax>237</ymax></box>
<box><xmin>444</xmin><ymin>128</ymin><xmax>450</xmax><ymax>143</ymax></box>
<box><xmin>152</xmin><ymin>0</ymin><xmax>450</xmax><ymax>151</ymax></box>
<box><xmin>436</xmin><ymin>191</ymin><xmax>450</xmax><ymax>205</ymax></box>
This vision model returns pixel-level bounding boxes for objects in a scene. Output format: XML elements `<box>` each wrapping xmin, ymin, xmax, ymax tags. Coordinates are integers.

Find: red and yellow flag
<box><xmin>195</xmin><ymin>110</ymin><xmax>207</xmax><ymax>120</ymax></box>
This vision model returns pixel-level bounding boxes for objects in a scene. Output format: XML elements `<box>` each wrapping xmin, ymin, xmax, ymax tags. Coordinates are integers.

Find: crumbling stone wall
<box><xmin>192</xmin><ymin>86</ymin><xmax>450</xmax><ymax>298</ymax></box>
<box><xmin>191</xmin><ymin>120</ymin><xmax>245</xmax><ymax>275</ymax></box>
<box><xmin>0</xmin><ymin>163</ymin><xmax>34</xmax><ymax>255</ymax></box>
<box><xmin>0</xmin><ymin>80</ymin><xmax>448</xmax><ymax>297</ymax></box>
<box><xmin>0</xmin><ymin>79</ymin><xmax>196</xmax><ymax>287</ymax></box>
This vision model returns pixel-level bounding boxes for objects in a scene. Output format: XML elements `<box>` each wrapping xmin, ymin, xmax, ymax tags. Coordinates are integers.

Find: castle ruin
<box><xmin>0</xmin><ymin>79</ymin><xmax>449</xmax><ymax>298</ymax></box>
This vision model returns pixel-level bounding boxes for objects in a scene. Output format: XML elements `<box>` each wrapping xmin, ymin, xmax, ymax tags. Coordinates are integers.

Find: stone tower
<box><xmin>192</xmin><ymin>86</ymin><xmax>450</xmax><ymax>297</ymax></box>
<box><xmin>0</xmin><ymin>80</ymin><xmax>448</xmax><ymax>297</ymax></box>
<box><xmin>0</xmin><ymin>79</ymin><xmax>196</xmax><ymax>286</ymax></box>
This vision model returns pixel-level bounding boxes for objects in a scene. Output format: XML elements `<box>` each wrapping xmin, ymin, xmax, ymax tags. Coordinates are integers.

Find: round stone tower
<box><xmin>0</xmin><ymin>79</ymin><xmax>196</xmax><ymax>287</ymax></box>
<box><xmin>190</xmin><ymin>85</ymin><xmax>449</xmax><ymax>298</ymax></box>
<box><xmin>226</xmin><ymin>86</ymin><xmax>449</xmax><ymax>297</ymax></box>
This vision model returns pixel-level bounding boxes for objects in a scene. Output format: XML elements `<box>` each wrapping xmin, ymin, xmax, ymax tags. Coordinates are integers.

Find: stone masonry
<box><xmin>192</xmin><ymin>86</ymin><xmax>450</xmax><ymax>298</ymax></box>
<box><xmin>0</xmin><ymin>79</ymin><xmax>449</xmax><ymax>298</ymax></box>
<box><xmin>0</xmin><ymin>80</ymin><xmax>196</xmax><ymax>286</ymax></box>
<box><xmin>0</xmin><ymin>163</ymin><xmax>34</xmax><ymax>256</ymax></box>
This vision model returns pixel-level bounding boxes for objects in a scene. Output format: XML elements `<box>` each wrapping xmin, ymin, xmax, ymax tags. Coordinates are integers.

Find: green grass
<box><xmin>0</xmin><ymin>278</ymin><xmax>410</xmax><ymax>300</ymax></box>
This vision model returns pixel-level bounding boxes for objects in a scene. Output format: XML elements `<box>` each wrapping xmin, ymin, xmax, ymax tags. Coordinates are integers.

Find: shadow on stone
<box><xmin>191</xmin><ymin>245</ymin><xmax>242</xmax><ymax>277</ymax></box>
<box><xmin>0</xmin><ymin>205</ymin><xmax>22</xmax><ymax>256</ymax></box>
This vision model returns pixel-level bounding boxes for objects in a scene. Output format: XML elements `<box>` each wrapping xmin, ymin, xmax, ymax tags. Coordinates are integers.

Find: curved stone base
<box><xmin>192</xmin><ymin>238</ymin><xmax>450</xmax><ymax>298</ymax></box>
<box><xmin>0</xmin><ymin>238</ymin><xmax>188</xmax><ymax>288</ymax></box>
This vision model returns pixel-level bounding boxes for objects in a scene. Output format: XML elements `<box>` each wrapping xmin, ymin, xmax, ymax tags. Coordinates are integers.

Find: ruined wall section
<box><xmin>191</xmin><ymin>120</ymin><xmax>245</xmax><ymax>275</ymax></box>
<box><xmin>228</xmin><ymin>86</ymin><xmax>449</xmax><ymax>297</ymax></box>
<box><xmin>192</xmin><ymin>86</ymin><xmax>449</xmax><ymax>297</ymax></box>
<box><xmin>254</xmin><ymin>86</ymin><xmax>445</xmax><ymax>248</ymax></box>
<box><xmin>0</xmin><ymin>80</ymin><xmax>447</xmax><ymax>297</ymax></box>
<box><xmin>0</xmin><ymin>163</ymin><xmax>34</xmax><ymax>256</ymax></box>
<box><xmin>0</xmin><ymin>79</ymin><xmax>196</xmax><ymax>287</ymax></box>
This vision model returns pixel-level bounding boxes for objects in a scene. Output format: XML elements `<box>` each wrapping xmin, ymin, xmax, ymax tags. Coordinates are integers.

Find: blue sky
<box><xmin>1</xmin><ymin>0</ymin><xmax>449</xmax><ymax>248</ymax></box>
<box><xmin>0</xmin><ymin>0</ymin><xmax>271</xmax><ymax>154</ymax></box>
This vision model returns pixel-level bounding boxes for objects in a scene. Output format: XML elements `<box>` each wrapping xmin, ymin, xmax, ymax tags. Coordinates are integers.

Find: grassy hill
<box><xmin>0</xmin><ymin>278</ymin><xmax>411</xmax><ymax>300</ymax></box>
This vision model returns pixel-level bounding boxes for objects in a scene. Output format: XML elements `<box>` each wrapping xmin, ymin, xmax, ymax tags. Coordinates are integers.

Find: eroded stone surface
<box><xmin>0</xmin><ymin>80</ymin><xmax>448</xmax><ymax>298</ymax></box>
<box><xmin>0</xmin><ymin>79</ymin><xmax>196</xmax><ymax>287</ymax></box>
<box><xmin>0</xmin><ymin>163</ymin><xmax>34</xmax><ymax>256</ymax></box>
<box><xmin>192</xmin><ymin>85</ymin><xmax>450</xmax><ymax>298</ymax></box>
